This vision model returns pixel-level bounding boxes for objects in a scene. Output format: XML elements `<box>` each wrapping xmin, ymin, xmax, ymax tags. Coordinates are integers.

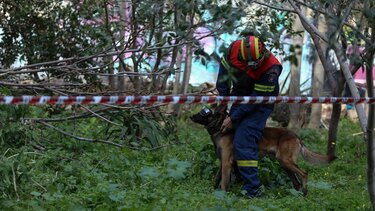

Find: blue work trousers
<box><xmin>230</xmin><ymin>105</ymin><xmax>272</xmax><ymax>196</ymax></box>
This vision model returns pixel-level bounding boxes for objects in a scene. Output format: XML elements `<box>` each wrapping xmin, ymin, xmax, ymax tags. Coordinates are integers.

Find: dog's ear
<box><xmin>216</xmin><ymin>104</ymin><xmax>227</xmax><ymax>114</ymax></box>
<box><xmin>210</xmin><ymin>103</ymin><xmax>218</xmax><ymax>110</ymax></box>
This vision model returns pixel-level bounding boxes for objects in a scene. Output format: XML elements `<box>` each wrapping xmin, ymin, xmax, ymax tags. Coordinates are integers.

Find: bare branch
<box><xmin>253</xmin><ymin>0</ymin><xmax>294</xmax><ymax>12</ymax></box>
<box><xmin>288</xmin><ymin>0</ymin><xmax>329</xmax><ymax>43</ymax></box>
<box><xmin>333</xmin><ymin>1</ymin><xmax>355</xmax><ymax>43</ymax></box>
<box><xmin>79</xmin><ymin>105</ymin><xmax>121</xmax><ymax>126</ymax></box>
<box><xmin>38</xmin><ymin>121</ymin><xmax>123</xmax><ymax>148</ymax></box>
<box><xmin>0</xmin><ymin>42</ymin><xmax>189</xmax><ymax>74</ymax></box>
<box><xmin>24</xmin><ymin>107</ymin><xmax>113</xmax><ymax>123</ymax></box>
<box><xmin>0</xmin><ymin>81</ymin><xmax>85</xmax><ymax>87</ymax></box>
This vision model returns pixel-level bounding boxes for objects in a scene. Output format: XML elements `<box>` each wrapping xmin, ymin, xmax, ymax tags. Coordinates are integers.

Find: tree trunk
<box><xmin>118</xmin><ymin>0</ymin><xmax>128</xmax><ymax>92</ymax></box>
<box><xmin>180</xmin><ymin>9</ymin><xmax>194</xmax><ymax>95</ymax></box>
<box><xmin>106</xmin><ymin>56</ymin><xmax>116</xmax><ymax>90</ymax></box>
<box><xmin>366</xmin><ymin>57</ymin><xmax>375</xmax><ymax>210</ymax></box>
<box><xmin>129</xmin><ymin>0</ymin><xmax>140</xmax><ymax>90</ymax></box>
<box><xmin>309</xmin><ymin>60</ymin><xmax>324</xmax><ymax>128</ymax></box>
<box><xmin>181</xmin><ymin>43</ymin><xmax>192</xmax><ymax>94</ymax></box>
<box><xmin>308</xmin><ymin>13</ymin><xmax>325</xmax><ymax>129</ymax></box>
<box><xmin>173</xmin><ymin>51</ymin><xmax>183</xmax><ymax>95</ymax></box>
<box><xmin>326</xmin><ymin>66</ymin><xmax>345</xmax><ymax>156</ymax></box>
<box><xmin>151</xmin><ymin>1</ymin><xmax>164</xmax><ymax>92</ymax></box>
<box><xmin>334</xmin><ymin>42</ymin><xmax>368</xmax><ymax>136</ymax></box>
<box><xmin>289</xmin><ymin>12</ymin><xmax>304</xmax><ymax>129</ymax></box>
<box><xmin>366</xmin><ymin>26</ymin><xmax>375</xmax><ymax>209</ymax></box>
<box><xmin>167</xmin><ymin>51</ymin><xmax>183</xmax><ymax>114</ymax></box>
<box><xmin>289</xmin><ymin>1</ymin><xmax>342</xmax><ymax>157</ymax></box>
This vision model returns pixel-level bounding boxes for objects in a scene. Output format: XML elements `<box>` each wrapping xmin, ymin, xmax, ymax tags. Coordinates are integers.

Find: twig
<box><xmin>37</xmin><ymin>120</ymin><xmax>123</xmax><ymax>148</ymax></box>
<box><xmin>24</xmin><ymin>107</ymin><xmax>112</xmax><ymax>123</ymax></box>
<box><xmin>79</xmin><ymin>105</ymin><xmax>121</xmax><ymax>126</ymax></box>
<box><xmin>352</xmin><ymin>129</ymin><xmax>375</xmax><ymax>136</ymax></box>
<box><xmin>44</xmin><ymin>87</ymin><xmax>68</xmax><ymax>96</ymax></box>
<box><xmin>11</xmin><ymin>165</ymin><xmax>20</xmax><ymax>201</ymax></box>
<box><xmin>320</xmin><ymin>119</ymin><xmax>329</xmax><ymax>130</ymax></box>
<box><xmin>31</xmin><ymin>178</ymin><xmax>47</xmax><ymax>192</ymax></box>
<box><xmin>3</xmin><ymin>148</ymin><xmax>11</xmax><ymax>157</ymax></box>
<box><xmin>7</xmin><ymin>152</ymin><xmax>44</xmax><ymax>159</ymax></box>
<box><xmin>253</xmin><ymin>0</ymin><xmax>294</xmax><ymax>12</ymax></box>
<box><xmin>0</xmin><ymin>41</ymin><xmax>195</xmax><ymax>74</ymax></box>
<box><xmin>0</xmin><ymin>81</ymin><xmax>84</xmax><ymax>87</ymax></box>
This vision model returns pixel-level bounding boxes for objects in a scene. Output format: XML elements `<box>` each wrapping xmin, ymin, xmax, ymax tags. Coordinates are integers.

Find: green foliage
<box><xmin>0</xmin><ymin>104</ymin><xmax>32</xmax><ymax>147</ymax></box>
<box><xmin>0</xmin><ymin>111</ymin><xmax>372</xmax><ymax>210</ymax></box>
<box><xmin>100</xmin><ymin>108</ymin><xmax>179</xmax><ymax>149</ymax></box>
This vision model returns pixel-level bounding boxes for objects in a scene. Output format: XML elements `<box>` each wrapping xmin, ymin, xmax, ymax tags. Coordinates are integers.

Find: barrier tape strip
<box><xmin>0</xmin><ymin>96</ymin><xmax>374</xmax><ymax>105</ymax></box>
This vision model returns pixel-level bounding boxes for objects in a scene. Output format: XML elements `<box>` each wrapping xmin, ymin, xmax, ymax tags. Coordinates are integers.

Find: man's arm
<box><xmin>216</xmin><ymin>63</ymin><xmax>231</xmax><ymax>96</ymax></box>
<box><xmin>229</xmin><ymin>65</ymin><xmax>281</xmax><ymax>123</ymax></box>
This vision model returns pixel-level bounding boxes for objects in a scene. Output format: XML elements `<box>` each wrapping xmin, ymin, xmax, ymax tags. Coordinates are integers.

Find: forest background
<box><xmin>0</xmin><ymin>0</ymin><xmax>374</xmax><ymax>210</ymax></box>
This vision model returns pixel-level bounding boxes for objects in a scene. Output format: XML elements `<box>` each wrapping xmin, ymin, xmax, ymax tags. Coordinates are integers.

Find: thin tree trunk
<box><xmin>367</xmin><ymin>57</ymin><xmax>375</xmax><ymax>209</ymax></box>
<box><xmin>151</xmin><ymin>1</ymin><xmax>164</xmax><ymax>92</ymax></box>
<box><xmin>288</xmin><ymin>1</ymin><xmax>342</xmax><ymax>157</ymax></box>
<box><xmin>173</xmin><ymin>51</ymin><xmax>182</xmax><ymax>95</ymax></box>
<box><xmin>167</xmin><ymin>51</ymin><xmax>182</xmax><ymax>114</ymax></box>
<box><xmin>106</xmin><ymin>56</ymin><xmax>116</xmax><ymax>90</ymax></box>
<box><xmin>366</xmin><ymin>26</ymin><xmax>375</xmax><ymax>209</ymax></box>
<box><xmin>167</xmin><ymin>2</ymin><xmax>182</xmax><ymax>114</ymax></box>
<box><xmin>334</xmin><ymin>42</ymin><xmax>368</xmax><ymax>136</ymax></box>
<box><xmin>308</xmin><ymin>12</ymin><xmax>324</xmax><ymax>129</ymax></box>
<box><xmin>289</xmin><ymin>12</ymin><xmax>304</xmax><ymax>129</ymax></box>
<box><xmin>181</xmin><ymin>43</ymin><xmax>192</xmax><ymax>94</ymax></box>
<box><xmin>103</xmin><ymin>2</ymin><xmax>116</xmax><ymax>90</ymax></box>
<box><xmin>180</xmin><ymin>7</ymin><xmax>194</xmax><ymax>95</ymax></box>
<box><xmin>129</xmin><ymin>0</ymin><xmax>140</xmax><ymax>90</ymax></box>
<box><xmin>326</xmin><ymin>60</ymin><xmax>345</xmax><ymax>155</ymax></box>
<box><xmin>118</xmin><ymin>0</ymin><xmax>128</xmax><ymax>92</ymax></box>
<box><xmin>309</xmin><ymin>59</ymin><xmax>324</xmax><ymax>128</ymax></box>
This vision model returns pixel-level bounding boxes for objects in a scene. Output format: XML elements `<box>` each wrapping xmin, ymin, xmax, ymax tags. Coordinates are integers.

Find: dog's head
<box><xmin>190</xmin><ymin>106</ymin><xmax>215</xmax><ymax>126</ymax></box>
<box><xmin>190</xmin><ymin>104</ymin><xmax>228</xmax><ymax>134</ymax></box>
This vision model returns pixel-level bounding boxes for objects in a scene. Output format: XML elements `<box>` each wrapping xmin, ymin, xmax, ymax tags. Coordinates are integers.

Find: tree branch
<box><xmin>37</xmin><ymin>120</ymin><xmax>123</xmax><ymax>148</ymax></box>
<box><xmin>288</xmin><ymin>0</ymin><xmax>329</xmax><ymax>43</ymax></box>
<box><xmin>253</xmin><ymin>0</ymin><xmax>294</xmax><ymax>12</ymax></box>
<box><xmin>79</xmin><ymin>105</ymin><xmax>121</xmax><ymax>126</ymax></box>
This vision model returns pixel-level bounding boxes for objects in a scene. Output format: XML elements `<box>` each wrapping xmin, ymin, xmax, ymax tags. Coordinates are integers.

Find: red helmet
<box><xmin>239</xmin><ymin>35</ymin><xmax>268</xmax><ymax>69</ymax></box>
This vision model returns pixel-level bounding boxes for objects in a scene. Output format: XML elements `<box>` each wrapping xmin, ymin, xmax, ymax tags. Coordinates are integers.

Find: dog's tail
<box><xmin>300</xmin><ymin>143</ymin><xmax>336</xmax><ymax>165</ymax></box>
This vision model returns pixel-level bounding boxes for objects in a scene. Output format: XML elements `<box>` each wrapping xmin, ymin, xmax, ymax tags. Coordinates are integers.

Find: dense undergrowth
<box><xmin>0</xmin><ymin>105</ymin><xmax>372</xmax><ymax>210</ymax></box>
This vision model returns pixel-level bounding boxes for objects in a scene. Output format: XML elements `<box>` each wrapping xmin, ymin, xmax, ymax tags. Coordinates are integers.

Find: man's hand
<box><xmin>221</xmin><ymin>116</ymin><xmax>233</xmax><ymax>133</ymax></box>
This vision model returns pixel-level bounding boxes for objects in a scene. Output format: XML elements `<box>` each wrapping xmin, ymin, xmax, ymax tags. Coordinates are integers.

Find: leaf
<box><xmin>31</xmin><ymin>191</ymin><xmax>42</xmax><ymax>197</ymax></box>
<box><xmin>139</xmin><ymin>167</ymin><xmax>160</xmax><ymax>178</ymax></box>
<box><xmin>167</xmin><ymin>159</ymin><xmax>192</xmax><ymax>170</ymax></box>
<box><xmin>167</xmin><ymin>168</ymin><xmax>186</xmax><ymax>180</ymax></box>
<box><xmin>108</xmin><ymin>183</ymin><xmax>119</xmax><ymax>192</ymax></box>
<box><xmin>248</xmin><ymin>205</ymin><xmax>265</xmax><ymax>211</ymax></box>
<box><xmin>288</xmin><ymin>188</ymin><xmax>303</xmax><ymax>196</ymax></box>
<box><xmin>212</xmin><ymin>190</ymin><xmax>227</xmax><ymax>200</ymax></box>
<box><xmin>308</xmin><ymin>181</ymin><xmax>333</xmax><ymax>190</ymax></box>
<box><xmin>109</xmin><ymin>191</ymin><xmax>126</xmax><ymax>202</ymax></box>
<box><xmin>166</xmin><ymin>159</ymin><xmax>192</xmax><ymax>180</ymax></box>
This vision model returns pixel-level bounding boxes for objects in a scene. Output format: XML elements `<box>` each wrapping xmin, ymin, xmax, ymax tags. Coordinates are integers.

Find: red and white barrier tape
<box><xmin>0</xmin><ymin>96</ymin><xmax>374</xmax><ymax>105</ymax></box>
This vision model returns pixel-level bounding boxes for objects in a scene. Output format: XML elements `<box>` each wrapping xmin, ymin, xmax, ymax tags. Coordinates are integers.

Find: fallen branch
<box><xmin>37</xmin><ymin>120</ymin><xmax>123</xmax><ymax>148</ymax></box>
<box><xmin>352</xmin><ymin>129</ymin><xmax>375</xmax><ymax>136</ymax></box>
<box><xmin>24</xmin><ymin>107</ymin><xmax>112</xmax><ymax>123</ymax></box>
<box><xmin>80</xmin><ymin>105</ymin><xmax>121</xmax><ymax>126</ymax></box>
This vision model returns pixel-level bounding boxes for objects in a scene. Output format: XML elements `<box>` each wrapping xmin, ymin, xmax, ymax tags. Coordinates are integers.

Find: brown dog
<box><xmin>190</xmin><ymin>104</ymin><xmax>336</xmax><ymax>196</ymax></box>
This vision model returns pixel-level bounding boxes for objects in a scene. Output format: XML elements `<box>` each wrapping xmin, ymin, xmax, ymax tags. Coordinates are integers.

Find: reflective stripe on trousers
<box><xmin>231</xmin><ymin>106</ymin><xmax>272</xmax><ymax>196</ymax></box>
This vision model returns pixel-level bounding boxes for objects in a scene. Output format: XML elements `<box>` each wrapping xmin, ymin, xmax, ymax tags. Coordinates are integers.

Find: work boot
<box><xmin>243</xmin><ymin>187</ymin><xmax>263</xmax><ymax>199</ymax></box>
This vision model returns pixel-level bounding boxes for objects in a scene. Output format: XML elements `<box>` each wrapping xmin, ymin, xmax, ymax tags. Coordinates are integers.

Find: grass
<box><xmin>0</xmin><ymin>116</ymin><xmax>372</xmax><ymax>210</ymax></box>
